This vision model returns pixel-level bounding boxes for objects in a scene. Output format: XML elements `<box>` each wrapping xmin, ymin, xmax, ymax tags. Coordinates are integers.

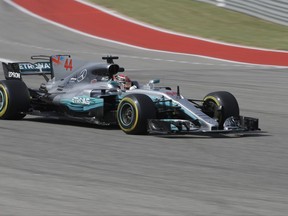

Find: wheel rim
<box><xmin>0</xmin><ymin>90</ymin><xmax>5</xmax><ymax>111</ymax></box>
<box><xmin>204</xmin><ymin>99</ymin><xmax>222</xmax><ymax>123</ymax></box>
<box><xmin>119</xmin><ymin>102</ymin><xmax>135</xmax><ymax>126</ymax></box>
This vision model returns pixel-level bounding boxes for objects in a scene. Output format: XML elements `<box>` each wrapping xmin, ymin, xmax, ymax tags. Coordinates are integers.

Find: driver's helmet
<box><xmin>113</xmin><ymin>74</ymin><xmax>132</xmax><ymax>90</ymax></box>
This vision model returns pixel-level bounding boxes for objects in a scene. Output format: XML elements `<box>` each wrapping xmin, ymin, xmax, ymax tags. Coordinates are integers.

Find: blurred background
<box><xmin>90</xmin><ymin>0</ymin><xmax>288</xmax><ymax>50</ymax></box>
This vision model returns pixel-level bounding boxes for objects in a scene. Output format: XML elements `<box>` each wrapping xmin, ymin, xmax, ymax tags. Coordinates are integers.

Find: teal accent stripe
<box><xmin>60</xmin><ymin>96</ymin><xmax>103</xmax><ymax>112</ymax></box>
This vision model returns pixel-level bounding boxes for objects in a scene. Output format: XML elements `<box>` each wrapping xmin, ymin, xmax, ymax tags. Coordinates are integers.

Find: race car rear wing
<box><xmin>2</xmin><ymin>54</ymin><xmax>125</xmax><ymax>82</ymax></box>
<box><xmin>2</xmin><ymin>55</ymin><xmax>52</xmax><ymax>81</ymax></box>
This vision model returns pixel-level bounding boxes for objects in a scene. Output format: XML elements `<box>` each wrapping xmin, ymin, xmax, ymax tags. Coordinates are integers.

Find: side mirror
<box><xmin>149</xmin><ymin>79</ymin><xmax>160</xmax><ymax>84</ymax></box>
<box><xmin>147</xmin><ymin>79</ymin><xmax>160</xmax><ymax>89</ymax></box>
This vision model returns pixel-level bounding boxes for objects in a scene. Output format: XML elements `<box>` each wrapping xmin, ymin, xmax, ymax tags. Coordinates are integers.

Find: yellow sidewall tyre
<box><xmin>117</xmin><ymin>94</ymin><xmax>156</xmax><ymax>135</ymax></box>
<box><xmin>0</xmin><ymin>80</ymin><xmax>30</xmax><ymax>120</ymax></box>
<box><xmin>0</xmin><ymin>84</ymin><xmax>9</xmax><ymax>118</ymax></box>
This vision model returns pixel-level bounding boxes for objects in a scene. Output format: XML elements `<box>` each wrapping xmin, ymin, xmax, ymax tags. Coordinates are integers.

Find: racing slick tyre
<box><xmin>202</xmin><ymin>91</ymin><xmax>239</xmax><ymax>129</ymax></box>
<box><xmin>0</xmin><ymin>80</ymin><xmax>30</xmax><ymax>120</ymax></box>
<box><xmin>117</xmin><ymin>94</ymin><xmax>156</xmax><ymax>135</ymax></box>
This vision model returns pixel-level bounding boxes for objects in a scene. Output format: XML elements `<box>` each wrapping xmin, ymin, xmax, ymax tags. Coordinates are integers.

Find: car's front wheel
<box><xmin>117</xmin><ymin>94</ymin><xmax>156</xmax><ymax>135</ymax></box>
<box><xmin>0</xmin><ymin>80</ymin><xmax>30</xmax><ymax>120</ymax></box>
<box><xmin>202</xmin><ymin>91</ymin><xmax>239</xmax><ymax>129</ymax></box>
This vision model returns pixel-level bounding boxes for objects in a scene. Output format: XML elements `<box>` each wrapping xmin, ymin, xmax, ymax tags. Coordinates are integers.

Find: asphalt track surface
<box><xmin>11</xmin><ymin>0</ymin><xmax>288</xmax><ymax>66</ymax></box>
<box><xmin>1</xmin><ymin>1</ymin><xmax>288</xmax><ymax>216</ymax></box>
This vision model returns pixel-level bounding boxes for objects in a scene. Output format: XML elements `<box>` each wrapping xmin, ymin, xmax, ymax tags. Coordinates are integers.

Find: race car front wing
<box><xmin>147</xmin><ymin>116</ymin><xmax>260</xmax><ymax>135</ymax></box>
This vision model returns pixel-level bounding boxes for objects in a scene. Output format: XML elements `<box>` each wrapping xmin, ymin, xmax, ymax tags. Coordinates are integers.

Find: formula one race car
<box><xmin>0</xmin><ymin>55</ymin><xmax>260</xmax><ymax>135</ymax></box>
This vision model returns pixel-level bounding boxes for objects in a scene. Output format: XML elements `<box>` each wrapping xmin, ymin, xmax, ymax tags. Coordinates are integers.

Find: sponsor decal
<box><xmin>72</xmin><ymin>96</ymin><xmax>91</xmax><ymax>105</ymax></box>
<box><xmin>60</xmin><ymin>96</ymin><xmax>103</xmax><ymax>112</ymax></box>
<box><xmin>19</xmin><ymin>62</ymin><xmax>51</xmax><ymax>72</ymax></box>
<box><xmin>8</xmin><ymin>71</ymin><xmax>21</xmax><ymax>79</ymax></box>
<box><xmin>76</xmin><ymin>69</ymin><xmax>87</xmax><ymax>82</ymax></box>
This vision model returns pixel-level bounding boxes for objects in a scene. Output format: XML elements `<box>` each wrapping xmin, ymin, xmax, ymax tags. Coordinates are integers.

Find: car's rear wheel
<box><xmin>0</xmin><ymin>80</ymin><xmax>30</xmax><ymax>120</ymax></box>
<box><xmin>202</xmin><ymin>91</ymin><xmax>239</xmax><ymax>129</ymax></box>
<box><xmin>117</xmin><ymin>94</ymin><xmax>156</xmax><ymax>135</ymax></box>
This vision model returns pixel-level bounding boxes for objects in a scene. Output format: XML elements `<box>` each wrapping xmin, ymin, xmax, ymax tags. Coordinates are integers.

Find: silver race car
<box><xmin>0</xmin><ymin>55</ymin><xmax>259</xmax><ymax>135</ymax></box>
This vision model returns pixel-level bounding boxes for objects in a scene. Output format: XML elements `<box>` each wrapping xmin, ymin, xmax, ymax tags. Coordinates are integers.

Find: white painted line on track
<box><xmin>0</xmin><ymin>38</ymin><xmax>287</xmax><ymax>69</ymax></box>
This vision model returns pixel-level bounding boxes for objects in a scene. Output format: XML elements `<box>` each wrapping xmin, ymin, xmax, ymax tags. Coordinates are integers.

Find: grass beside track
<box><xmin>89</xmin><ymin>0</ymin><xmax>288</xmax><ymax>50</ymax></box>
